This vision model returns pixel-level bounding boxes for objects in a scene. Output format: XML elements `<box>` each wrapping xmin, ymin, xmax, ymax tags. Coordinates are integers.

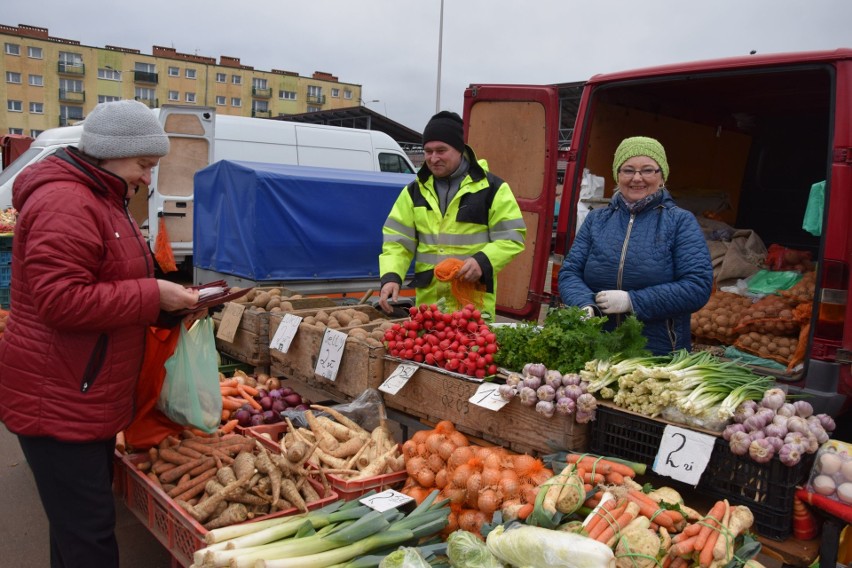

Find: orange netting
<box><xmin>434</xmin><ymin>258</ymin><xmax>485</xmax><ymax>310</ymax></box>
<box><xmin>154</xmin><ymin>217</ymin><xmax>178</xmax><ymax>273</ymax></box>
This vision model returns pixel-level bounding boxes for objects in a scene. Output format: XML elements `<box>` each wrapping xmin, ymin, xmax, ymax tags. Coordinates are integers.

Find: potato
<box><xmin>315</xmin><ymin>310</ymin><xmax>330</xmax><ymax>324</ymax></box>
<box><xmin>280</xmin><ymin>301</ymin><xmax>293</xmax><ymax>311</ymax></box>
<box><xmin>371</xmin><ymin>329</ymin><xmax>386</xmax><ymax>341</ymax></box>
<box><xmin>352</xmin><ymin>311</ymin><xmax>371</xmax><ymax>324</ymax></box>
<box><xmin>303</xmin><ymin>316</ymin><xmax>317</xmax><ymax>325</ymax></box>
<box><xmin>336</xmin><ymin>311</ymin><xmax>353</xmax><ymax>327</ymax></box>
<box><xmin>265</xmin><ymin>297</ymin><xmax>281</xmax><ymax>311</ymax></box>
<box><xmin>267</xmin><ymin>288</ymin><xmax>282</xmax><ymax>297</ymax></box>
<box><xmin>348</xmin><ymin>328</ymin><xmax>368</xmax><ymax>338</ymax></box>
<box><xmin>252</xmin><ymin>292</ymin><xmax>271</xmax><ymax>307</ymax></box>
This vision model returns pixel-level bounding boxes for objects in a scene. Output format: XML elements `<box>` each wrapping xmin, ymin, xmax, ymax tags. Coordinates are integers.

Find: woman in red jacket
<box><xmin>0</xmin><ymin>100</ymin><xmax>199</xmax><ymax>568</ymax></box>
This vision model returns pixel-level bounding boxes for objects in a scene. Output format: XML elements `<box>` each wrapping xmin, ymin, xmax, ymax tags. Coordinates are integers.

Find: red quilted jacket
<box><xmin>0</xmin><ymin>148</ymin><xmax>162</xmax><ymax>442</ymax></box>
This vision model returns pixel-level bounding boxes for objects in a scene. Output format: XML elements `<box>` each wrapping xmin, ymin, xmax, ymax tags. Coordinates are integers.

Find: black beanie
<box><xmin>422</xmin><ymin>111</ymin><xmax>465</xmax><ymax>152</ymax></box>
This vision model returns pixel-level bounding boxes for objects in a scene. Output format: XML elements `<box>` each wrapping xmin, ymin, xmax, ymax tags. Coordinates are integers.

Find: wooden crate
<box><xmin>380</xmin><ymin>359</ymin><xmax>589</xmax><ymax>456</ymax></box>
<box><xmin>212</xmin><ymin>297</ymin><xmax>338</xmax><ymax>366</ymax></box>
<box><xmin>268</xmin><ymin>305</ymin><xmax>390</xmax><ymax>400</ymax></box>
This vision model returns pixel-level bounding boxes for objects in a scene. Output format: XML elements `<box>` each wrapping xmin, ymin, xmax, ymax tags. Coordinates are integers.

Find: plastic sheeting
<box><xmin>193</xmin><ymin>160</ymin><xmax>414</xmax><ymax>281</ymax></box>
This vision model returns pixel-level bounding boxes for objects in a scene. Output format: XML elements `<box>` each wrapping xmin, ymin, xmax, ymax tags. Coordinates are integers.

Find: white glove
<box><xmin>582</xmin><ymin>305</ymin><xmax>596</xmax><ymax>319</ymax></box>
<box><xmin>595</xmin><ymin>290</ymin><xmax>633</xmax><ymax>314</ymax></box>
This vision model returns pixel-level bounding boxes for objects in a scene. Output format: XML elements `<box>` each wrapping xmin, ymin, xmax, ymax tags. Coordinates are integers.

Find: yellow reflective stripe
<box><xmin>415</xmin><ymin>252</ymin><xmax>466</xmax><ymax>266</ymax></box>
<box><xmin>489</xmin><ymin>229</ymin><xmax>525</xmax><ymax>243</ymax></box>
<box><xmin>419</xmin><ymin>232</ymin><xmax>491</xmax><ymax>246</ymax></box>
<box><xmin>384</xmin><ymin>218</ymin><xmax>416</xmax><ymax>239</ymax></box>
<box><xmin>383</xmin><ymin>233</ymin><xmax>416</xmax><ymax>253</ymax></box>
<box><xmin>491</xmin><ymin>218</ymin><xmax>526</xmax><ymax>232</ymax></box>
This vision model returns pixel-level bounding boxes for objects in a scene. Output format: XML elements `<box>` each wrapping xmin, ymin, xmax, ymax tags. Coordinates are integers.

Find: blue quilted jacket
<box><xmin>558</xmin><ymin>189</ymin><xmax>713</xmax><ymax>355</ymax></box>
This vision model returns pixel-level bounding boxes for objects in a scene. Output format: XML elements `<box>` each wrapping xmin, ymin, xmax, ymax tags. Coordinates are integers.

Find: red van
<box><xmin>468</xmin><ymin>49</ymin><xmax>852</xmax><ymax>418</ymax></box>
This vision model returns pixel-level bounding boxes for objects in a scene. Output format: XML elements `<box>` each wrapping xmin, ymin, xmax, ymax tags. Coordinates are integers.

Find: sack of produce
<box><xmin>734</xmin><ymin>294</ymin><xmax>800</xmax><ymax>336</ymax></box>
<box><xmin>779</xmin><ymin>270</ymin><xmax>817</xmax><ymax>303</ymax></box>
<box><xmin>691</xmin><ymin>291</ymin><xmax>753</xmax><ymax>345</ymax></box>
<box><xmin>765</xmin><ymin>243</ymin><xmax>814</xmax><ymax>272</ymax></box>
<box><xmin>733</xmin><ymin>331</ymin><xmax>798</xmax><ymax>365</ymax></box>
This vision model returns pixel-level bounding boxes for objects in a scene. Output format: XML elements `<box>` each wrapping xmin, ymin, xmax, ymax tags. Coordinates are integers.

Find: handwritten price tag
<box><xmin>315</xmin><ymin>328</ymin><xmax>347</xmax><ymax>381</ymax></box>
<box><xmin>359</xmin><ymin>489</ymin><xmax>414</xmax><ymax>512</ymax></box>
<box><xmin>216</xmin><ymin>302</ymin><xmax>245</xmax><ymax>343</ymax></box>
<box><xmin>378</xmin><ymin>363</ymin><xmax>418</xmax><ymax>395</ymax></box>
<box><xmin>269</xmin><ymin>314</ymin><xmax>302</xmax><ymax>353</ymax></box>
<box><xmin>469</xmin><ymin>383</ymin><xmax>510</xmax><ymax>411</ymax></box>
<box><xmin>652</xmin><ymin>425</ymin><xmax>717</xmax><ymax>486</ymax></box>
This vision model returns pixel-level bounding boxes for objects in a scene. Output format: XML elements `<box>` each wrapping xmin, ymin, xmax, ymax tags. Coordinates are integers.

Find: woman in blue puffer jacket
<box><xmin>558</xmin><ymin>136</ymin><xmax>713</xmax><ymax>355</ymax></box>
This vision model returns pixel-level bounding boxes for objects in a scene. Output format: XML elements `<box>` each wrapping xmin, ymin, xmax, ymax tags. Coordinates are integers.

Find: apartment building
<box><xmin>0</xmin><ymin>23</ymin><xmax>363</xmax><ymax>137</ymax></box>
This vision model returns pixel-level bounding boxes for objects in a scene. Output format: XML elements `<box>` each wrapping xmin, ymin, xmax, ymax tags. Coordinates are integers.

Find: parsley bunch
<box><xmin>493</xmin><ymin>306</ymin><xmax>649</xmax><ymax>374</ymax></box>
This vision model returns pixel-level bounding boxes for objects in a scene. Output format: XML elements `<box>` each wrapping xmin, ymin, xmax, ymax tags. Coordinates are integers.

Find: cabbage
<box><xmin>378</xmin><ymin>546</ymin><xmax>432</xmax><ymax>568</ymax></box>
<box><xmin>486</xmin><ymin>523</ymin><xmax>615</xmax><ymax>568</ymax></box>
<box><xmin>446</xmin><ymin>530</ymin><xmax>504</xmax><ymax>568</ymax></box>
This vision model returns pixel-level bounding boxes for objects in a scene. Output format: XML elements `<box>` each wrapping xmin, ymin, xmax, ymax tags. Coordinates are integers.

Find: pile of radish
<box><xmin>383</xmin><ymin>303</ymin><xmax>499</xmax><ymax>379</ymax></box>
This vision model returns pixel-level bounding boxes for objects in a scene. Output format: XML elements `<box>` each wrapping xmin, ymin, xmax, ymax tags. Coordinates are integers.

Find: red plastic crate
<box><xmin>118</xmin><ymin>452</ymin><xmax>337</xmax><ymax>567</ymax></box>
<box><xmin>243</xmin><ymin>423</ymin><xmax>409</xmax><ymax>501</ymax></box>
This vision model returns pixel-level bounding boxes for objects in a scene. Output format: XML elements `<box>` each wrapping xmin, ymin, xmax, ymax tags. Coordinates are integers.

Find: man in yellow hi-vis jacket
<box><xmin>378</xmin><ymin>111</ymin><xmax>526</xmax><ymax>318</ymax></box>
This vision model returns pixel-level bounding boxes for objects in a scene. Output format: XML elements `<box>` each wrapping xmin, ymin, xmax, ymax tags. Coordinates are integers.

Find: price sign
<box><xmin>359</xmin><ymin>489</ymin><xmax>414</xmax><ymax>512</ymax></box>
<box><xmin>652</xmin><ymin>425</ymin><xmax>717</xmax><ymax>486</ymax></box>
<box><xmin>215</xmin><ymin>302</ymin><xmax>245</xmax><ymax>343</ymax></box>
<box><xmin>469</xmin><ymin>382</ymin><xmax>510</xmax><ymax>411</ymax></box>
<box><xmin>269</xmin><ymin>313</ymin><xmax>303</xmax><ymax>353</ymax></box>
<box><xmin>315</xmin><ymin>328</ymin><xmax>347</xmax><ymax>381</ymax></box>
<box><xmin>378</xmin><ymin>363</ymin><xmax>419</xmax><ymax>395</ymax></box>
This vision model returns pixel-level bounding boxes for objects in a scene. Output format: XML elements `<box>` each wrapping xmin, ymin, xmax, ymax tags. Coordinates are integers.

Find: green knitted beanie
<box><xmin>612</xmin><ymin>136</ymin><xmax>669</xmax><ymax>182</ymax></box>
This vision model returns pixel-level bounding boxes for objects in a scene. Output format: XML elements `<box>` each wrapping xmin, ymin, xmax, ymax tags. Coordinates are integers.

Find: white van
<box><xmin>0</xmin><ymin>105</ymin><xmax>415</xmax><ymax>267</ymax></box>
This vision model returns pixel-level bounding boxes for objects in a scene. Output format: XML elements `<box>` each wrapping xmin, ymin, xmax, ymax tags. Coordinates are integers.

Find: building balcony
<box><xmin>57</xmin><ymin>62</ymin><xmax>85</xmax><ymax>76</ymax></box>
<box><xmin>133</xmin><ymin>70</ymin><xmax>159</xmax><ymax>84</ymax></box>
<box><xmin>252</xmin><ymin>87</ymin><xmax>272</xmax><ymax>98</ymax></box>
<box><xmin>252</xmin><ymin>109</ymin><xmax>271</xmax><ymax>118</ymax></box>
<box><xmin>135</xmin><ymin>97</ymin><xmax>159</xmax><ymax>108</ymax></box>
<box><xmin>59</xmin><ymin>116</ymin><xmax>84</xmax><ymax>127</ymax></box>
<box><xmin>306</xmin><ymin>94</ymin><xmax>326</xmax><ymax>105</ymax></box>
<box><xmin>58</xmin><ymin>89</ymin><xmax>86</xmax><ymax>103</ymax></box>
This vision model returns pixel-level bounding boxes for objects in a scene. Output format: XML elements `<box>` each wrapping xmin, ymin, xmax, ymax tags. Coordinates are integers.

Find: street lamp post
<box><xmin>436</xmin><ymin>0</ymin><xmax>445</xmax><ymax>113</ymax></box>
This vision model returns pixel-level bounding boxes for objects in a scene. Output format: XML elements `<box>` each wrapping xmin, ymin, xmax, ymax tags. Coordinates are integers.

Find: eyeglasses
<box><xmin>619</xmin><ymin>167</ymin><xmax>661</xmax><ymax>178</ymax></box>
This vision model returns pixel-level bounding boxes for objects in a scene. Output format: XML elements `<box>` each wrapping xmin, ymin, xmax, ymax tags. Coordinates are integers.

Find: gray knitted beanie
<box><xmin>79</xmin><ymin>100</ymin><xmax>170</xmax><ymax>159</ymax></box>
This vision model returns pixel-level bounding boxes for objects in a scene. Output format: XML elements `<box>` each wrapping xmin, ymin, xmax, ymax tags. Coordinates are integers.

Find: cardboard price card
<box><xmin>216</xmin><ymin>302</ymin><xmax>246</xmax><ymax>343</ymax></box>
<box><xmin>359</xmin><ymin>489</ymin><xmax>414</xmax><ymax>512</ymax></box>
<box><xmin>652</xmin><ymin>424</ymin><xmax>716</xmax><ymax>486</ymax></box>
<box><xmin>378</xmin><ymin>363</ymin><xmax>419</xmax><ymax>395</ymax></box>
<box><xmin>270</xmin><ymin>313</ymin><xmax>303</xmax><ymax>353</ymax></box>
<box><xmin>469</xmin><ymin>382</ymin><xmax>510</xmax><ymax>411</ymax></box>
<box><xmin>315</xmin><ymin>328</ymin><xmax>347</xmax><ymax>381</ymax></box>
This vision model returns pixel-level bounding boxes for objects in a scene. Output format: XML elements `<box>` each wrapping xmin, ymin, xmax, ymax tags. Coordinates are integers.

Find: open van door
<box><xmin>463</xmin><ymin>85</ymin><xmax>561</xmax><ymax>320</ymax></box>
<box><xmin>147</xmin><ymin>105</ymin><xmax>215</xmax><ymax>266</ymax></box>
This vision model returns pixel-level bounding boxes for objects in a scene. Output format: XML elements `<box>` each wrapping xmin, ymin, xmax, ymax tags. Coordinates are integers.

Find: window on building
<box><xmin>307</xmin><ymin>85</ymin><xmax>322</xmax><ymax>97</ymax></box>
<box><xmin>168</xmin><ymin>90</ymin><xmax>179</xmax><ymax>101</ymax></box>
<box><xmin>232</xmin><ymin>75</ymin><xmax>242</xmax><ymax>85</ymax></box>
<box><xmin>135</xmin><ymin>87</ymin><xmax>156</xmax><ymax>102</ymax></box>
<box><xmin>9</xmin><ymin>128</ymin><xmax>24</xmax><ymax>135</ymax></box>
<box><xmin>252</xmin><ymin>78</ymin><xmax>267</xmax><ymax>89</ymax></box>
<box><xmin>7</xmin><ymin>100</ymin><xmax>23</xmax><ymax>112</ymax></box>
<box><xmin>185</xmin><ymin>92</ymin><xmax>196</xmax><ymax>103</ymax></box>
<box><xmin>252</xmin><ymin>100</ymin><xmax>269</xmax><ymax>113</ymax></box>
<box><xmin>231</xmin><ymin>97</ymin><xmax>241</xmax><ymax>107</ymax></box>
<box><xmin>59</xmin><ymin>78</ymin><xmax>83</xmax><ymax>92</ymax></box>
<box><xmin>168</xmin><ymin>66</ymin><xmax>179</xmax><ymax>77</ymax></box>
<box><xmin>27</xmin><ymin>46</ymin><xmax>42</xmax><ymax>59</ymax></box>
<box><xmin>216</xmin><ymin>73</ymin><xmax>226</xmax><ymax>83</ymax></box>
<box><xmin>343</xmin><ymin>90</ymin><xmax>353</xmax><ymax>100</ymax></box>
<box><xmin>279</xmin><ymin>90</ymin><xmax>297</xmax><ymax>100</ymax></box>
<box><xmin>185</xmin><ymin>69</ymin><xmax>197</xmax><ymax>80</ymax></box>
<box><xmin>29</xmin><ymin>74</ymin><xmax>43</xmax><ymax>87</ymax></box>
<box><xmin>98</xmin><ymin>68</ymin><xmax>122</xmax><ymax>81</ymax></box>
<box><xmin>134</xmin><ymin>62</ymin><xmax>156</xmax><ymax>73</ymax></box>
<box><xmin>216</xmin><ymin>95</ymin><xmax>226</xmax><ymax>105</ymax></box>
<box><xmin>58</xmin><ymin>51</ymin><xmax>84</xmax><ymax>68</ymax></box>
<box><xmin>307</xmin><ymin>105</ymin><xmax>320</xmax><ymax>113</ymax></box>
<box><xmin>6</xmin><ymin>72</ymin><xmax>22</xmax><ymax>84</ymax></box>
<box><xmin>29</xmin><ymin>102</ymin><xmax>44</xmax><ymax>114</ymax></box>
<box><xmin>60</xmin><ymin>105</ymin><xmax>84</xmax><ymax>122</ymax></box>
<box><xmin>331</xmin><ymin>88</ymin><xmax>340</xmax><ymax>98</ymax></box>
<box><xmin>97</xmin><ymin>95</ymin><xmax>121</xmax><ymax>103</ymax></box>
<box><xmin>5</xmin><ymin>43</ymin><xmax>20</xmax><ymax>56</ymax></box>
<box><xmin>31</xmin><ymin>129</ymin><xmax>44</xmax><ymax>137</ymax></box>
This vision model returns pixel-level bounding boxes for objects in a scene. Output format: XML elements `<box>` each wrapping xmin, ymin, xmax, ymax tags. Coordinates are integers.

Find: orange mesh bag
<box><xmin>434</xmin><ymin>258</ymin><xmax>485</xmax><ymax>310</ymax></box>
<box><xmin>779</xmin><ymin>271</ymin><xmax>817</xmax><ymax>303</ymax></box>
<box><xmin>124</xmin><ymin>325</ymin><xmax>184</xmax><ymax>450</ymax></box>
<box><xmin>154</xmin><ymin>217</ymin><xmax>178</xmax><ymax>273</ymax></box>
<box><xmin>690</xmin><ymin>291</ymin><xmax>752</xmax><ymax>345</ymax></box>
<box><xmin>734</xmin><ymin>294</ymin><xmax>800</xmax><ymax>336</ymax></box>
<box><xmin>734</xmin><ymin>331</ymin><xmax>798</xmax><ymax>366</ymax></box>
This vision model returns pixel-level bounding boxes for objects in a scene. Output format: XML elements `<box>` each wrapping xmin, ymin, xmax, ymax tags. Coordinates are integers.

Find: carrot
<box><xmin>566</xmin><ymin>454</ymin><xmax>637</xmax><ymax>478</ymax></box>
<box><xmin>693</xmin><ymin>500</ymin><xmax>726</xmax><ymax>553</ymax></box>
<box><xmin>588</xmin><ymin>503</ymin><xmax>626</xmax><ymax>540</ymax></box>
<box><xmin>671</xmin><ymin>555</ymin><xmax>690</xmax><ymax>568</ymax></box>
<box><xmin>699</xmin><ymin>501</ymin><xmax>729</xmax><ymax>568</ymax></box>
<box><xmin>221</xmin><ymin>396</ymin><xmax>244</xmax><ymax>411</ymax></box>
<box><xmin>219</xmin><ymin>377</ymin><xmax>239</xmax><ymax>388</ymax></box>
<box><xmin>219</xmin><ymin>419</ymin><xmax>239</xmax><ymax>434</ymax></box>
<box><xmin>583</xmin><ymin>496</ymin><xmax>617</xmax><ymax>534</ymax></box>
<box><xmin>580</xmin><ymin>471</ymin><xmax>605</xmax><ymax>484</ymax></box>
<box><xmin>595</xmin><ymin>502</ymin><xmax>639</xmax><ymax>544</ymax></box>
<box><xmin>160</xmin><ymin>456</ymin><xmax>215</xmax><ymax>484</ymax></box>
<box><xmin>238</xmin><ymin>383</ymin><xmax>259</xmax><ymax>396</ymax></box>
<box><xmin>662</xmin><ymin>554</ymin><xmax>673</xmax><ymax>568</ymax></box>
<box><xmin>671</xmin><ymin>535</ymin><xmax>699</xmax><ymax>557</ymax></box>
<box><xmin>605</xmin><ymin>470</ymin><xmax>625</xmax><ymax>485</ymax></box>
<box><xmin>168</xmin><ymin>467</ymin><xmax>218</xmax><ymax>500</ymax></box>
<box><xmin>517</xmin><ymin>503</ymin><xmax>534</xmax><ymax>520</ymax></box>
<box><xmin>671</xmin><ymin>522</ymin><xmax>701</xmax><ymax>542</ymax></box>
<box><xmin>219</xmin><ymin>386</ymin><xmax>242</xmax><ymax>397</ymax></box>
<box><xmin>237</xmin><ymin>385</ymin><xmax>262</xmax><ymax>410</ymax></box>
<box><xmin>626</xmin><ymin>489</ymin><xmax>676</xmax><ymax>531</ymax></box>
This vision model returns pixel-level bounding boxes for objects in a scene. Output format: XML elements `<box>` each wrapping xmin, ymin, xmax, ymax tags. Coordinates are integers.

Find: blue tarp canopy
<box><xmin>193</xmin><ymin>160</ymin><xmax>414</xmax><ymax>281</ymax></box>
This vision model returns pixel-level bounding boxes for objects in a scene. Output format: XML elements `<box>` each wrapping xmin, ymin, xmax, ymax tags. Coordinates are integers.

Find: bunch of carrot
<box><xmin>664</xmin><ymin>499</ymin><xmax>756</xmax><ymax>568</ymax></box>
<box><xmin>219</xmin><ymin>376</ymin><xmax>261</xmax><ymax>425</ymax></box>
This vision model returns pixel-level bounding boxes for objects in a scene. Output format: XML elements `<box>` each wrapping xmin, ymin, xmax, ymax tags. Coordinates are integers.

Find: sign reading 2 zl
<box><xmin>315</xmin><ymin>328</ymin><xmax>347</xmax><ymax>381</ymax></box>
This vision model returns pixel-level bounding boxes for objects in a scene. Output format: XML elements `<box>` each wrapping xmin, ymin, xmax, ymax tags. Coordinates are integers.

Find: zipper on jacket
<box><xmin>666</xmin><ymin>319</ymin><xmax>678</xmax><ymax>351</ymax></box>
<box><xmin>124</xmin><ymin>202</ymin><xmax>155</xmax><ymax>277</ymax></box>
<box><xmin>614</xmin><ymin>212</ymin><xmax>636</xmax><ymax>326</ymax></box>
<box><xmin>80</xmin><ymin>333</ymin><xmax>109</xmax><ymax>392</ymax></box>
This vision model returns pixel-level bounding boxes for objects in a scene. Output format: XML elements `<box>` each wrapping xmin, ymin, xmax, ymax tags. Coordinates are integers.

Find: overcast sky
<box><xmin>4</xmin><ymin>1</ymin><xmax>852</xmax><ymax>132</ymax></box>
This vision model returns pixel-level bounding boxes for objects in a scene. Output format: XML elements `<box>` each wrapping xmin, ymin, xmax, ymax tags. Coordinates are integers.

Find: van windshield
<box><xmin>379</xmin><ymin>153</ymin><xmax>415</xmax><ymax>174</ymax></box>
<box><xmin>0</xmin><ymin>147</ymin><xmax>47</xmax><ymax>185</ymax></box>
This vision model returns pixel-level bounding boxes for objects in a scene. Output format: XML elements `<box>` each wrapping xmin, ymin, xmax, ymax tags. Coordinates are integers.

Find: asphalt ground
<box><xmin>0</xmin><ymin>423</ymin><xmax>172</xmax><ymax>568</ymax></box>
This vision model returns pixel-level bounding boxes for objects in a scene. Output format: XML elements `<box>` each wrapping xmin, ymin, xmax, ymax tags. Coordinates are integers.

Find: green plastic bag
<box><xmin>723</xmin><ymin>346</ymin><xmax>787</xmax><ymax>371</ymax></box>
<box><xmin>746</xmin><ymin>269</ymin><xmax>803</xmax><ymax>295</ymax></box>
<box><xmin>802</xmin><ymin>180</ymin><xmax>825</xmax><ymax>236</ymax></box>
<box><xmin>158</xmin><ymin>318</ymin><xmax>223</xmax><ymax>433</ymax></box>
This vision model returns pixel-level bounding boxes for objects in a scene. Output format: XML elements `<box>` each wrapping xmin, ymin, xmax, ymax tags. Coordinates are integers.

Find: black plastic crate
<box><xmin>590</xmin><ymin>403</ymin><xmax>813</xmax><ymax>541</ymax></box>
<box><xmin>0</xmin><ymin>287</ymin><xmax>9</xmax><ymax>309</ymax></box>
<box><xmin>217</xmin><ymin>351</ymin><xmax>255</xmax><ymax>375</ymax></box>
<box><xmin>0</xmin><ymin>262</ymin><xmax>10</xmax><ymax>288</ymax></box>
<box><xmin>0</xmin><ymin>235</ymin><xmax>11</xmax><ymax>252</ymax></box>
